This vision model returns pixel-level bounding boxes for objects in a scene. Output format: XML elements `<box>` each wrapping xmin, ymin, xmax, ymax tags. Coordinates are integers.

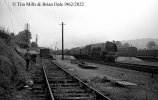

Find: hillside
<box><xmin>121</xmin><ymin>38</ymin><xmax>158</xmax><ymax>49</ymax></box>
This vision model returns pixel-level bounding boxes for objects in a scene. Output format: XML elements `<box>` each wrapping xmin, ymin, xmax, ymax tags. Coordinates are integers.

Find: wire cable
<box><xmin>3</xmin><ymin>0</ymin><xmax>14</xmax><ymax>32</ymax></box>
<box><xmin>0</xmin><ymin>0</ymin><xmax>3</xmax><ymax>24</ymax></box>
<box><xmin>8</xmin><ymin>0</ymin><xmax>24</xmax><ymax>27</ymax></box>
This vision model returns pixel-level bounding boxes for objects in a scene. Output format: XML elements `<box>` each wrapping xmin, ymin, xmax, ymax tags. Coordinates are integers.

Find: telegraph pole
<box><xmin>60</xmin><ymin>22</ymin><xmax>65</xmax><ymax>60</ymax></box>
<box><xmin>36</xmin><ymin>34</ymin><xmax>38</xmax><ymax>47</ymax></box>
<box><xmin>26</xmin><ymin>23</ymin><xmax>28</xmax><ymax>43</ymax></box>
<box><xmin>25</xmin><ymin>23</ymin><xmax>29</xmax><ymax>47</ymax></box>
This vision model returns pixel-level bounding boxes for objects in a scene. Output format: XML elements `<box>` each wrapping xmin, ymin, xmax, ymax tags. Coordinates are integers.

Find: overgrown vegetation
<box><xmin>0</xmin><ymin>29</ymin><xmax>28</xmax><ymax>100</ymax></box>
<box><xmin>14</xmin><ymin>30</ymin><xmax>32</xmax><ymax>48</ymax></box>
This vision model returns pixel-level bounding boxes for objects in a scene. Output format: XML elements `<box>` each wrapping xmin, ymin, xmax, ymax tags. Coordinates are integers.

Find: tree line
<box><xmin>115</xmin><ymin>41</ymin><xmax>157</xmax><ymax>49</ymax></box>
<box><xmin>0</xmin><ymin>27</ymin><xmax>38</xmax><ymax>49</ymax></box>
<box><xmin>1</xmin><ymin>26</ymin><xmax>157</xmax><ymax>49</ymax></box>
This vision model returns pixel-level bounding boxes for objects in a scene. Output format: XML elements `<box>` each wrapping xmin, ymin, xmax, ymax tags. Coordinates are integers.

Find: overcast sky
<box><xmin>0</xmin><ymin>0</ymin><xmax>158</xmax><ymax>49</ymax></box>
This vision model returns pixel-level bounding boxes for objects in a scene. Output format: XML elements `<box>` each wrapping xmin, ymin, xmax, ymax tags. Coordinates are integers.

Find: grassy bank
<box><xmin>0</xmin><ymin>30</ymin><xmax>32</xmax><ymax>100</ymax></box>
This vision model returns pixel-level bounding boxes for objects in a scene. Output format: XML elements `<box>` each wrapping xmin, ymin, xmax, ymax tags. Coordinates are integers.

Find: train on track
<box><xmin>56</xmin><ymin>41</ymin><xmax>118</xmax><ymax>62</ymax></box>
<box><xmin>118</xmin><ymin>47</ymin><xmax>138</xmax><ymax>57</ymax></box>
<box><xmin>137</xmin><ymin>49</ymin><xmax>158</xmax><ymax>57</ymax></box>
<box><xmin>39</xmin><ymin>41</ymin><xmax>158</xmax><ymax>62</ymax></box>
<box><xmin>118</xmin><ymin>48</ymin><xmax>158</xmax><ymax>57</ymax></box>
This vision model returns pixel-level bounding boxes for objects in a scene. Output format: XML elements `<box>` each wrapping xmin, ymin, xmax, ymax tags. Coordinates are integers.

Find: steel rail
<box><xmin>51</xmin><ymin>60</ymin><xmax>111</xmax><ymax>100</ymax></box>
<box><xmin>42</xmin><ymin>59</ymin><xmax>55</xmax><ymax>100</ymax></box>
<box><xmin>104</xmin><ymin>62</ymin><xmax>158</xmax><ymax>74</ymax></box>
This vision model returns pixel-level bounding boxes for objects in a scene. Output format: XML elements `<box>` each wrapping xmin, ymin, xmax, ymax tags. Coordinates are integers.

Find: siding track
<box><xmin>81</xmin><ymin>59</ymin><xmax>158</xmax><ymax>74</ymax></box>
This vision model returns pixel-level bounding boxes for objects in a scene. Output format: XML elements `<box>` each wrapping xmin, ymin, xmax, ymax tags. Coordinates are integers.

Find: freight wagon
<box><xmin>40</xmin><ymin>48</ymin><xmax>50</xmax><ymax>58</ymax></box>
<box><xmin>118</xmin><ymin>47</ymin><xmax>137</xmax><ymax>57</ymax></box>
<box><xmin>137</xmin><ymin>49</ymin><xmax>158</xmax><ymax>61</ymax></box>
<box><xmin>118</xmin><ymin>47</ymin><xmax>158</xmax><ymax>61</ymax></box>
<box><xmin>69</xmin><ymin>41</ymin><xmax>118</xmax><ymax>62</ymax></box>
<box><xmin>137</xmin><ymin>49</ymin><xmax>158</xmax><ymax>57</ymax></box>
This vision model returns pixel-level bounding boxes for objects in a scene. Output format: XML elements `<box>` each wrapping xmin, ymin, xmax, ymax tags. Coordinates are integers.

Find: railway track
<box><xmin>30</xmin><ymin>62</ymin><xmax>56</xmax><ymax>100</ymax></box>
<box><xmin>81</xmin><ymin>59</ymin><xmax>158</xmax><ymax>74</ymax></box>
<box><xmin>105</xmin><ymin>62</ymin><xmax>158</xmax><ymax>74</ymax></box>
<box><xmin>15</xmin><ymin>48</ymin><xmax>52</xmax><ymax>99</ymax></box>
<box><xmin>42</xmin><ymin>58</ymin><xmax>111</xmax><ymax>100</ymax></box>
<box><xmin>32</xmin><ymin>65</ymin><xmax>49</xmax><ymax>100</ymax></box>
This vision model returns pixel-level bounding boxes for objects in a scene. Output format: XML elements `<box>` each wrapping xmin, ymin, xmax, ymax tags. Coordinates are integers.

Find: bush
<box><xmin>0</xmin><ymin>30</ymin><xmax>10</xmax><ymax>41</ymax></box>
<box><xmin>0</xmin><ymin>29</ymin><xmax>15</xmax><ymax>47</ymax></box>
